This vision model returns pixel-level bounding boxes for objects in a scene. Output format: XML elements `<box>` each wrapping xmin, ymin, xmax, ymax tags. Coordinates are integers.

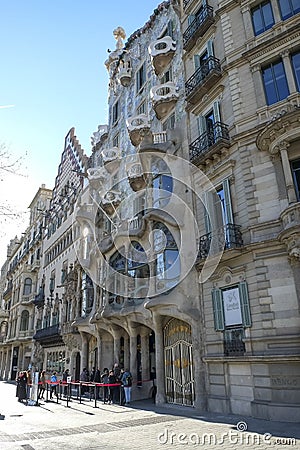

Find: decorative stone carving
<box><xmin>63</xmin><ymin>333</ymin><xmax>82</xmax><ymax>351</ymax></box>
<box><xmin>87</xmin><ymin>167</ymin><xmax>108</xmax><ymax>190</ymax></box>
<box><xmin>100</xmin><ymin>190</ymin><xmax>121</xmax><ymax>215</ymax></box>
<box><xmin>126</xmin><ymin>114</ymin><xmax>151</xmax><ymax>147</ymax></box>
<box><xmin>150</xmin><ymin>82</ymin><xmax>179</xmax><ymax>120</ymax></box>
<box><xmin>148</xmin><ymin>36</ymin><xmax>176</xmax><ymax>75</ymax></box>
<box><xmin>101</xmin><ymin>147</ymin><xmax>121</xmax><ymax>173</ymax></box>
<box><xmin>126</xmin><ymin>162</ymin><xmax>146</xmax><ymax>191</ymax></box>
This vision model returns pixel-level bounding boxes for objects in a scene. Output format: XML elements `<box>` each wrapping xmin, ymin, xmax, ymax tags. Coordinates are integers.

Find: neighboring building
<box><xmin>31</xmin><ymin>128</ymin><xmax>89</xmax><ymax>381</ymax></box>
<box><xmin>0</xmin><ymin>0</ymin><xmax>299</xmax><ymax>423</ymax></box>
<box><xmin>180</xmin><ymin>0</ymin><xmax>300</xmax><ymax>421</ymax></box>
<box><xmin>0</xmin><ymin>185</ymin><xmax>52</xmax><ymax>380</ymax></box>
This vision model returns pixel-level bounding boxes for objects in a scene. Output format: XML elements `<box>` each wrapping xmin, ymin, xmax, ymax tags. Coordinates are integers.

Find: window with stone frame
<box><xmin>20</xmin><ymin>310</ymin><xmax>29</xmax><ymax>331</ymax></box>
<box><xmin>212</xmin><ymin>282</ymin><xmax>251</xmax><ymax>356</ymax></box>
<box><xmin>23</xmin><ymin>277</ymin><xmax>32</xmax><ymax>296</ymax></box>
<box><xmin>291</xmin><ymin>159</ymin><xmax>300</xmax><ymax>201</ymax></box>
<box><xmin>112</xmin><ymin>100</ymin><xmax>120</xmax><ymax>125</ymax></box>
<box><xmin>112</xmin><ymin>133</ymin><xmax>119</xmax><ymax>148</ymax></box>
<box><xmin>262</xmin><ymin>59</ymin><xmax>290</xmax><ymax>105</ymax></box>
<box><xmin>251</xmin><ymin>0</ymin><xmax>275</xmax><ymax>36</ymax></box>
<box><xmin>136</xmin><ymin>62</ymin><xmax>146</xmax><ymax>93</ymax></box>
<box><xmin>278</xmin><ymin>0</ymin><xmax>300</xmax><ymax>20</ymax></box>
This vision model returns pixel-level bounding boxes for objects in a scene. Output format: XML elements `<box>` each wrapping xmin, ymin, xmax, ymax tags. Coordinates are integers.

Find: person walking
<box><xmin>62</xmin><ymin>368</ymin><xmax>70</xmax><ymax>396</ymax></box>
<box><xmin>121</xmin><ymin>368</ymin><xmax>132</xmax><ymax>405</ymax></box>
<box><xmin>50</xmin><ymin>371</ymin><xmax>58</xmax><ymax>400</ymax></box>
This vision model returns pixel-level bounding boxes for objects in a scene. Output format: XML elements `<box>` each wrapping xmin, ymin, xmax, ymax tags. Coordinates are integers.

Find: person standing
<box><xmin>108</xmin><ymin>370</ymin><xmax>117</xmax><ymax>404</ymax></box>
<box><xmin>50</xmin><ymin>371</ymin><xmax>58</xmax><ymax>399</ymax></box>
<box><xmin>121</xmin><ymin>368</ymin><xmax>132</xmax><ymax>405</ymax></box>
<box><xmin>16</xmin><ymin>371</ymin><xmax>27</xmax><ymax>404</ymax></box>
<box><xmin>101</xmin><ymin>368</ymin><xmax>109</xmax><ymax>404</ymax></box>
<box><xmin>62</xmin><ymin>368</ymin><xmax>70</xmax><ymax>396</ymax></box>
<box><xmin>38</xmin><ymin>370</ymin><xmax>46</xmax><ymax>400</ymax></box>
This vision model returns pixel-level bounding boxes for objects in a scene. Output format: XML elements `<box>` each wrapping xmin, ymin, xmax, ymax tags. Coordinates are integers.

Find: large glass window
<box><xmin>152</xmin><ymin>157</ymin><xmax>173</xmax><ymax>208</ymax></box>
<box><xmin>278</xmin><ymin>0</ymin><xmax>300</xmax><ymax>20</ymax></box>
<box><xmin>291</xmin><ymin>51</ymin><xmax>300</xmax><ymax>91</ymax></box>
<box><xmin>154</xmin><ymin>222</ymin><xmax>180</xmax><ymax>291</ymax></box>
<box><xmin>136</xmin><ymin>62</ymin><xmax>146</xmax><ymax>93</ymax></box>
<box><xmin>262</xmin><ymin>60</ymin><xmax>289</xmax><ymax>105</ymax></box>
<box><xmin>291</xmin><ymin>159</ymin><xmax>300</xmax><ymax>201</ymax></box>
<box><xmin>251</xmin><ymin>1</ymin><xmax>274</xmax><ymax>35</ymax></box>
<box><xmin>20</xmin><ymin>310</ymin><xmax>29</xmax><ymax>331</ymax></box>
<box><xmin>23</xmin><ymin>278</ymin><xmax>32</xmax><ymax>296</ymax></box>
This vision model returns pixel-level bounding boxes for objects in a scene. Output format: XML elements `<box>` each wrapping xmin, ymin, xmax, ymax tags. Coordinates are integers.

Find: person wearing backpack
<box><xmin>121</xmin><ymin>368</ymin><xmax>132</xmax><ymax>405</ymax></box>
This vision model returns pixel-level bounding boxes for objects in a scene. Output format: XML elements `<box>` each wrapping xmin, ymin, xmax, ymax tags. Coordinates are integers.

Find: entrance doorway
<box><xmin>164</xmin><ymin>318</ymin><xmax>194</xmax><ymax>406</ymax></box>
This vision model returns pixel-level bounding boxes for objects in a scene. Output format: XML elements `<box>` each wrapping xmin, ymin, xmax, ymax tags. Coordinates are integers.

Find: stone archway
<box><xmin>163</xmin><ymin>318</ymin><xmax>195</xmax><ymax>406</ymax></box>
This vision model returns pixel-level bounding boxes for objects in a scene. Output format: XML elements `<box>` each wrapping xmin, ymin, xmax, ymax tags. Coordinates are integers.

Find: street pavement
<box><xmin>0</xmin><ymin>381</ymin><xmax>299</xmax><ymax>450</ymax></box>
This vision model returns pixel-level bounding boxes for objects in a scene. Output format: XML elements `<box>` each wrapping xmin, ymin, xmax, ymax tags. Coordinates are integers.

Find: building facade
<box><xmin>0</xmin><ymin>0</ymin><xmax>299</xmax><ymax>422</ymax></box>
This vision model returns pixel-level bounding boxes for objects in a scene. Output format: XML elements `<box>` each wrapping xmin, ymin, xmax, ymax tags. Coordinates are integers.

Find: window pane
<box><xmin>291</xmin><ymin>159</ymin><xmax>300</xmax><ymax>201</ymax></box>
<box><xmin>252</xmin><ymin>7</ymin><xmax>264</xmax><ymax>35</ymax></box>
<box><xmin>292</xmin><ymin>52</ymin><xmax>300</xmax><ymax>91</ymax></box>
<box><xmin>279</xmin><ymin>0</ymin><xmax>292</xmax><ymax>19</ymax></box>
<box><xmin>262</xmin><ymin>2</ymin><xmax>274</xmax><ymax>28</ymax></box>
<box><xmin>262</xmin><ymin>61</ymin><xmax>289</xmax><ymax>105</ymax></box>
<box><xmin>273</xmin><ymin>61</ymin><xmax>290</xmax><ymax>100</ymax></box>
<box><xmin>291</xmin><ymin>0</ymin><xmax>300</xmax><ymax>14</ymax></box>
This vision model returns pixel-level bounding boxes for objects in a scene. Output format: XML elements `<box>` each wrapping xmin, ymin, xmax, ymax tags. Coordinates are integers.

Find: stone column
<box><xmin>113</xmin><ymin>331</ymin><xmax>121</xmax><ymax>364</ymax></box>
<box><xmin>141</xmin><ymin>331</ymin><xmax>150</xmax><ymax>382</ymax></box>
<box><xmin>241</xmin><ymin>5</ymin><xmax>253</xmax><ymax>40</ymax></box>
<box><xmin>271</xmin><ymin>0</ymin><xmax>282</xmax><ymax>22</ymax></box>
<box><xmin>277</xmin><ymin>141</ymin><xmax>297</xmax><ymax>203</ymax></box>
<box><xmin>124</xmin><ymin>335</ymin><xmax>130</xmax><ymax>370</ymax></box>
<box><xmin>80</xmin><ymin>332</ymin><xmax>89</xmax><ymax>371</ymax></box>
<box><xmin>153</xmin><ymin>312</ymin><xmax>165</xmax><ymax>404</ymax></box>
<box><xmin>281</xmin><ymin>50</ymin><xmax>297</xmax><ymax>94</ymax></box>
<box><xmin>129</xmin><ymin>332</ymin><xmax>138</xmax><ymax>382</ymax></box>
<box><xmin>251</xmin><ymin>64</ymin><xmax>266</xmax><ymax>108</ymax></box>
<box><xmin>191</xmin><ymin>321</ymin><xmax>207</xmax><ymax>410</ymax></box>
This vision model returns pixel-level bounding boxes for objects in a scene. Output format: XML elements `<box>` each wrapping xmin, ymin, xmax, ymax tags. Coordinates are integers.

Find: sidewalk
<box><xmin>0</xmin><ymin>381</ymin><xmax>299</xmax><ymax>449</ymax></box>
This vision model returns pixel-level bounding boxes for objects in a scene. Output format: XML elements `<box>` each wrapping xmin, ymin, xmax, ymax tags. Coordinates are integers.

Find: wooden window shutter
<box><xmin>238</xmin><ymin>281</ymin><xmax>252</xmax><ymax>327</ymax></box>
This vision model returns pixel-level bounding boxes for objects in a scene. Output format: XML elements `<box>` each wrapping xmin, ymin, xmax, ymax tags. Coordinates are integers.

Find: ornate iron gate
<box><xmin>164</xmin><ymin>318</ymin><xmax>194</xmax><ymax>406</ymax></box>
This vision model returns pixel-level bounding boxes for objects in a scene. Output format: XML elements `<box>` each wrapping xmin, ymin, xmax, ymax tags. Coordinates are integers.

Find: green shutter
<box><xmin>212</xmin><ymin>288</ymin><xmax>225</xmax><ymax>331</ymax></box>
<box><xmin>223</xmin><ymin>179</ymin><xmax>233</xmax><ymax>224</ymax></box>
<box><xmin>239</xmin><ymin>282</ymin><xmax>252</xmax><ymax>327</ymax></box>
<box><xmin>194</xmin><ymin>54</ymin><xmax>201</xmax><ymax>70</ymax></box>
<box><xmin>203</xmin><ymin>191</ymin><xmax>213</xmax><ymax>233</ymax></box>
<box><xmin>197</xmin><ymin>115</ymin><xmax>206</xmax><ymax>135</ymax></box>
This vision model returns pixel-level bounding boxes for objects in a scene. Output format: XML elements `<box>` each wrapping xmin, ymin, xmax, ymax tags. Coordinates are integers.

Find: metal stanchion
<box><xmin>46</xmin><ymin>382</ymin><xmax>49</xmax><ymax>402</ymax></box>
<box><xmin>79</xmin><ymin>382</ymin><xmax>82</xmax><ymax>404</ymax></box>
<box><xmin>94</xmin><ymin>384</ymin><xmax>97</xmax><ymax>408</ymax></box>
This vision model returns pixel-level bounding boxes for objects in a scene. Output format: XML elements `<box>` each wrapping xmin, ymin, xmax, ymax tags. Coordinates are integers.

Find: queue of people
<box><xmin>16</xmin><ymin>363</ymin><xmax>140</xmax><ymax>406</ymax></box>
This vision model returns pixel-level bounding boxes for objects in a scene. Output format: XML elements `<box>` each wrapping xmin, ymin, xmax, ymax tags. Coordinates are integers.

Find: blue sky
<box><xmin>0</xmin><ymin>0</ymin><xmax>161</xmax><ymax>264</ymax></box>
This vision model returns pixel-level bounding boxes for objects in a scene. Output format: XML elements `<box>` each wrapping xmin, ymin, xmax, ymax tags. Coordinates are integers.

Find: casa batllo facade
<box><xmin>0</xmin><ymin>0</ymin><xmax>299</xmax><ymax>422</ymax></box>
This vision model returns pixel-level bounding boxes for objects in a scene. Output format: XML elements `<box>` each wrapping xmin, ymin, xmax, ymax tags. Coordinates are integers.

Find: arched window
<box><xmin>153</xmin><ymin>222</ymin><xmax>180</xmax><ymax>291</ymax></box>
<box><xmin>23</xmin><ymin>278</ymin><xmax>32</xmax><ymax>296</ymax></box>
<box><xmin>108</xmin><ymin>249</ymin><xmax>126</xmax><ymax>305</ymax></box>
<box><xmin>20</xmin><ymin>310</ymin><xmax>29</xmax><ymax>331</ymax></box>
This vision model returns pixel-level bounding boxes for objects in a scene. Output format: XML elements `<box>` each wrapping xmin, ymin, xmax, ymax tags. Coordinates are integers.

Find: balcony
<box><xmin>189</xmin><ymin>122</ymin><xmax>230</xmax><ymax>165</ymax></box>
<box><xmin>98</xmin><ymin>232</ymin><xmax>114</xmax><ymax>254</ymax></box>
<box><xmin>183</xmin><ymin>6</ymin><xmax>214</xmax><ymax>52</ymax></box>
<box><xmin>33</xmin><ymin>323</ymin><xmax>63</xmax><ymax>344</ymax></box>
<box><xmin>118</xmin><ymin>62</ymin><xmax>132</xmax><ymax>87</ymax></box>
<box><xmin>127</xmin><ymin>114</ymin><xmax>151</xmax><ymax>147</ymax></box>
<box><xmin>100</xmin><ymin>191</ymin><xmax>121</xmax><ymax>216</ymax></box>
<box><xmin>185</xmin><ymin>56</ymin><xmax>222</xmax><ymax>105</ymax></box>
<box><xmin>197</xmin><ymin>223</ymin><xmax>243</xmax><ymax>261</ymax></box>
<box><xmin>87</xmin><ymin>167</ymin><xmax>107</xmax><ymax>190</ymax></box>
<box><xmin>126</xmin><ymin>162</ymin><xmax>146</xmax><ymax>191</ymax></box>
<box><xmin>278</xmin><ymin>203</ymin><xmax>300</xmax><ymax>261</ymax></box>
<box><xmin>139</xmin><ymin>131</ymin><xmax>176</xmax><ymax>155</ymax></box>
<box><xmin>101</xmin><ymin>147</ymin><xmax>121</xmax><ymax>173</ymax></box>
<box><xmin>148</xmin><ymin>36</ymin><xmax>176</xmax><ymax>76</ymax></box>
<box><xmin>33</xmin><ymin>291</ymin><xmax>45</xmax><ymax>308</ymax></box>
<box><xmin>150</xmin><ymin>82</ymin><xmax>179</xmax><ymax>120</ymax></box>
<box><xmin>224</xmin><ymin>328</ymin><xmax>245</xmax><ymax>356</ymax></box>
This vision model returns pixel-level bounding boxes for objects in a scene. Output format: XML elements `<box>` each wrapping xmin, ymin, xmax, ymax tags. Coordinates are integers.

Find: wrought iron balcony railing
<box><xmin>224</xmin><ymin>327</ymin><xmax>245</xmax><ymax>356</ymax></box>
<box><xmin>183</xmin><ymin>5</ymin><xmax>214</xmax><ymax>50</ymax></box>
<box><xmin>189</xmin><ymin>122</ymin><xmax>230</xmax><ymax>164</ymax></box>
<box><xmin>198</xmin><ymin>223</ymin><xmax>243</xmax><ymax>260</ymax></box>
<box><xmin>185</xmin><ymin>56</ymin><xmax>221</xmax><ymax>99</ymax></box>
<box><xmin>33</xmin><ymin>324</ymin><xmax>60</xmax><ymax>340</ymax></box>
